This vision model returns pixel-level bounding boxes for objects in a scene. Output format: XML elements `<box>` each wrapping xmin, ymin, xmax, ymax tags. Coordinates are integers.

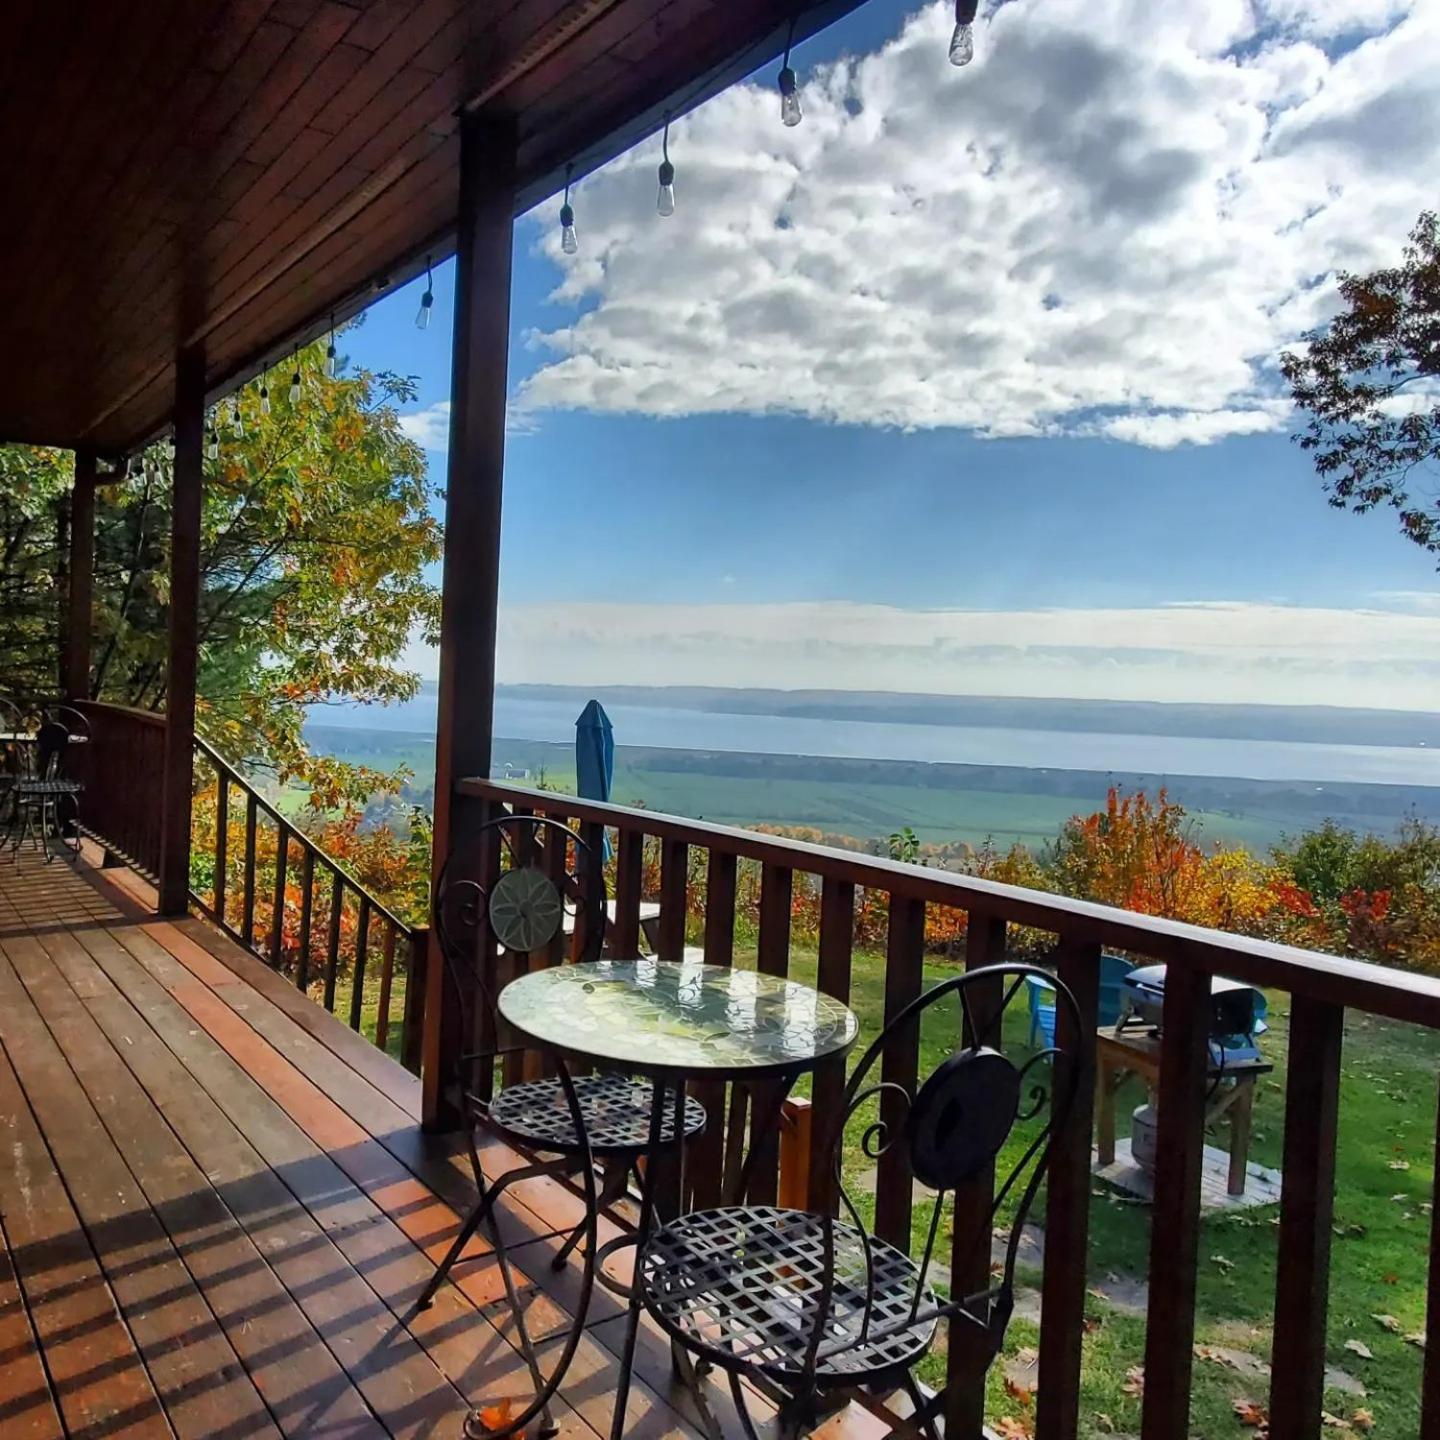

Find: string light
<box><xmin>208</xmin><ymin>423</ymin><xmax>220</xmax><ymax>460</ymax></box>
<box><xmin>289</xmin><ymin>349</ymin><xmax>302</xmax><ymax>406</ymax></box>
<box><xmin>231</xmin><ymin>398</ymin><xmax>244</xmax><ymax>439</ymax></box>
<box><xmin>165</xmin><ymin>431</ymin><xmax>176</xmax><ymax>461</ymax></box>
<box><xmin>949</xmin><ymin>0</ymin><xmax>978</xmax><ymax>66</ymax></box>
<box><xmin>657</xmin><ymin>116</ymin><xmax>676</xmax><ymax>217</ymax></box>
<box><xmin>415</xmin><ymin>260</ymin><xmax>433</xmax><ymax>330</ymax></box>
<box><xmin>326</xmin><ymin>313</ymin><xmax>338</xmax><ymax>376</ymax></box>
<box><xmin>779</xmin><ymin>21</ymin><xmax>802</xmax><ymax>127</ymax></box>
<box><xmin>260</xmin><ymin>381</ymin><xmax>271</xmax><ymax>416</ymax></box>
<box><xmin>560</xmin><ymin>167</ymin><xmax>578</xmax><ymax>254</ymax></box>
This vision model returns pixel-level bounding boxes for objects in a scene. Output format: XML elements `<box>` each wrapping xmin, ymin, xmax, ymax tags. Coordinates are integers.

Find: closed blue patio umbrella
<box><xmin>575</xmin><ymin>700</ymin><xmax>614</xmax><ymax>803</ymax></box>
<box><xmin>576</xmin><ymin>700</ymin><xmax>614</xmax><ymax>860</ymax></box>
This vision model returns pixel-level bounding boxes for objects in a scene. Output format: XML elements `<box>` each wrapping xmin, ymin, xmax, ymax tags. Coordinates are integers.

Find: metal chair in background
<box><xmin>7</xmin><ymin>717</ymin><xmax>84</xmax><ymax>862</ymax></box>
<box><xmin>638</xmin><ymin>963</ymin><xmax>1084</xmax><ymax>1440</ymax></box>
<box><xmin>420</xmin><ymin>811</ymin><xmax>705</xmax><ymax>1440</ymax></box>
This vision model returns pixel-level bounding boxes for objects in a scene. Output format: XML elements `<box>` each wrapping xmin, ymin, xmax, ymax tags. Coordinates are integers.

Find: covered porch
<box><xmin>5</xmin><ymin>3</ymin><xmax>1440</xmax><ymax>1438</ymax></box>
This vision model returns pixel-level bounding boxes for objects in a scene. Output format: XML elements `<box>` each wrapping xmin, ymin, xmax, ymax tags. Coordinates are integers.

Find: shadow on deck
<box><xmin>0</xmin><ymin>853</ymin><xmax>822</xmax><ymax>1440</ymax></box>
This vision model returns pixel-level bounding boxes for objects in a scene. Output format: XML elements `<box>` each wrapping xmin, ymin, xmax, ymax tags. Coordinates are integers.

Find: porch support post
<box><xmin>422</xmin><ymin>111</ymin><xmax>517</xmax><ymax>1131</ymax></box>
<box><xmin>159</xmin><ymin>345</ymin><xmax>205</xmax><ymax>915</ymax></box>
<box><xmin>64</xmin><ymin>449</ymin><xmax>98</xmax><ymax>700</ymax></box>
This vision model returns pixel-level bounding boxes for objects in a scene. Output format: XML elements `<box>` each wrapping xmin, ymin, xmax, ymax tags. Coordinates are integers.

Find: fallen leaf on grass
<box><xmin>1004</xmin><ymin>1376</ymin><xmax>1034</xmax><ymax>1409</ymax></box>
<box><xmin>1083</xmin><ymin>1315</ymin><xmax>1104</xmax><ymax>1335</ymax></box>
<box><xmin>1194</xmin><ymin>1344</ymin><xmax>1238</xmax><ymax>1368</ymax></box>
<box><xmin>993</xmin><ymin>1418</ymin><xmax>1033</xmax><ymax>1440</ymax></box>
<box><xmin>1122</xmin><ymin>1365</ymin><xmax>1144</xmax><ymax>1397</ymax></box>
<box><xmin>1389</xmin><ymin>1159</ymin><xmax>1411</xmax><ymax>1171</ymax></box>
<box><xmin>1211</xmin><ymin>1254</ymin><xmax>1236</xmax><ymax>1273</ymax></box>
<box><xmin>1372</xmin><ymin>1314</ymin><xmax>1402</xmax><ymax>1333</ymax></box>
<box><xmin>1351</xmin><ymin>1409</ymin><xmax>1375</xmax><ymax>1433</ymax></box>
<box><xmin>1233</xmin><ymin>1398</ymin><xmax>1268</xmax><ymax>1429</ymax></box>
<box><xmin>1405</xmin><ymin>1331</ymin><xmax>1427</xmax><ymax>1350</ymax></box>
<box><xmin>1322</xmin><ymin>1415</ymin><xmax>1351</xmax><ymax>1430</ymax></box>
<box><xmin>1344</xmin><ymin>1339</ymin><xmax>1374</xmax><ymax>1360</ymax></box>
<box><xmin>1015</xmin><ymin>1346</ymin><xmax>1038</xmax><ymax>1365</ymax></box>
<box><xmin>1093</xmin><ymin>1415</ymin><xmax>1116</xmax><ymax>1434</ymax></box>
<box><xmin>1382</xmin><ymin>1273</ymin><xmax>1399</xmax><ymax>1285</ymax></box>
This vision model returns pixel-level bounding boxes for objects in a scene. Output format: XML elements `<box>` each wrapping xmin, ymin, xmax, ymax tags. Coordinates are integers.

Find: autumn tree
<box><xmin>0</xmin><ymin>332</ymin><xmax>442</xmax><ymax>805</ymax></box>
<box><xmin>1282</xmin><ymin>210</ymin><xmax>1440</xmax><ymax>558</ymax></box>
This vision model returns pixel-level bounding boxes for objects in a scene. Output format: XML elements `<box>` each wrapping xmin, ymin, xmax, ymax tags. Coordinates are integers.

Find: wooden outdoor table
<box><xmin>1094</xmin><ymin>1024</ymin><xmax>1273</xmax><ymax>1198</ymax></box>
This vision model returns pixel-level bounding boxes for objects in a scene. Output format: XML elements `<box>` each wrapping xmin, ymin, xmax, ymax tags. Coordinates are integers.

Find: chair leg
<box><xmin>482</xmin><ymin>1192</ymin><xmax>560</xmax><ymax>1439</ymax></box>
<box><xmin>551</xmin><ymin>1157</ymin><xmax>630</xmax><ymax>1272</ymax></box>
<box><xmin>417</xmin><ymin>1187</ymin><xmax>494</xmax><ymax>1310</ymax></box>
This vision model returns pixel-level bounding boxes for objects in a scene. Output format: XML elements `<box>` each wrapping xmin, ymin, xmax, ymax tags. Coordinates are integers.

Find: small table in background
<box><xmin>1094</xmin><ymin>1025</ymin><xmax>1273</xmax><ymax>1198</ymax></box>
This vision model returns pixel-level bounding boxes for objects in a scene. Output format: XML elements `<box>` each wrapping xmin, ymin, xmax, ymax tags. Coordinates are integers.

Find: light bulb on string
<box><xmin>165</xmin><ymin>431</ymin><xmax>176</xmax><ymax>461</ymax></box>
<box><xmin>656</xmin><ymin>116</ymin><xmax>676</xmax><ymax>217</ymax></box>
<box><xmin>778</xmin><ymin>20</ymin><xmax>802</xmax><ymax>127</ymax></box>
<box><xmin>260</xmin><ymin>381</ymin><xmax>271</xmax><ymax>416</ymax></box>
<box><xmin>208</xmin><ymin>425</ymin><xmax>220</xmax><ymax>460</ymax></box>
<box><xmin>289</xmin><ymin>351</ymin><xmax>301</xmax><ymax>406</ymax></box>
<box><xmin>560</xmin><ymin>167</ymin><xmax>578</xmax><ymax>254</ymax></box>
<box><xmin>231</xmin><ymin>399</ymin><xmax>244</xmax><ymax>439</ymax></box>
<box><xmin>326</xmin><ymin>313</ymin><xmax>338</xmax><ymax>376</ymax></box>
<box><xmin>949</xmin><ymin>0</ymin><xmax>977</xmax><ymax>66</ymax></box>
<box><xmin>415</xmin><ymin>260</ymin><xmax>433</xmax><ymax>330</ymax></box>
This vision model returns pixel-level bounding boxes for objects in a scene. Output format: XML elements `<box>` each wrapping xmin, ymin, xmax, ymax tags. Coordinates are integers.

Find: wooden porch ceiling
<box><xmin>0</xmin><ymin>0</ymin><xmax>866</xmax><ymax>460</ymax></box>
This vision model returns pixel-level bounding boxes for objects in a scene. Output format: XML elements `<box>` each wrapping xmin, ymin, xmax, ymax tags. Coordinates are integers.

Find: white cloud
<box><xmin>401</xmin><ymin>597</ymin><xmax>1440</xmax><ymax>709</ymax></box>
<box><xmin>513</xmin><ymin>0</ymin><xmax>1440</xmax><ymax>448</ymax></box>
<box><xmin>398</xmin><ymin>401</ymin><xmax>451</xmax><ymax>450</ymax></box>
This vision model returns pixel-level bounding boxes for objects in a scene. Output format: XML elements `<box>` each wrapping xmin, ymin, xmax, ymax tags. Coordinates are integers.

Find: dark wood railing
<box><xmin>191</xmin><ymin>737</ymin><xmax>427</xmax><ymax>1070</ymax></box>
<box><xmin>68</xmin><ymin>700</ymin><xmax>166</xmax><ymax>876</ymax></box>
<box><xmin>455</xmin><ymin>778</ymin><xmax>1440</xmax><ymax>1440</ymax></box>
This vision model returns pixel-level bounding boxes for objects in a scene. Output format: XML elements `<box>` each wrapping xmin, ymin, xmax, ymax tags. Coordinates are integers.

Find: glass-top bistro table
<box><xmin>499</xmin><ymin>958</ymin><xmax>859</xmax><ymax>1440</ymax></box>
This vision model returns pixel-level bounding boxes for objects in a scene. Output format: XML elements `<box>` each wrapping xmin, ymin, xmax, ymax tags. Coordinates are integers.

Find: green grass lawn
<box><xmin>736</xmin><ymin>939</ymin><xmax>1435</xmax><ymax>1438</ymax></box>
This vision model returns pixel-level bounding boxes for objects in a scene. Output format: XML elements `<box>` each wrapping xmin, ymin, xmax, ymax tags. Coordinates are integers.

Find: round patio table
<box><xmin>499</xmin><ymin>958</ymin><xmax>859</xmax><ymax>1440</ymax></box>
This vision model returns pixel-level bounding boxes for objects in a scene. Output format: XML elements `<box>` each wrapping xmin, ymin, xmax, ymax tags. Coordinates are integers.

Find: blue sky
<box><xmin>341</xmin><ymin>0</ymin><xmax>1440</xmax><ymax>711</ymax></box>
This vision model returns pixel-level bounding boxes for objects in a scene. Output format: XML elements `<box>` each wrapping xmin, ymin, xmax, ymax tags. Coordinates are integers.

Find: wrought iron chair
<box><xmin>420</xmin><ymin>812</ymin><xmax>706</xmax><ymax>1439</ymax></box>
<box><xmin>638</xmin><ymin>963</ymin><xmax>1083</xmax><ymax>1440</ymax></box>
<box><xmin>7</xmin><ymin>718</ymin><xmax>84</xmax><ymax>862</ymax></box>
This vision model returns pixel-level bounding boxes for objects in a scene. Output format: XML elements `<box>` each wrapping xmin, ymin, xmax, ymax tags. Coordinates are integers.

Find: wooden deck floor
<box><xmin>0</xmin><ymin>854</ymin><xmax>769</xmax><ymax>1440</ymax></box>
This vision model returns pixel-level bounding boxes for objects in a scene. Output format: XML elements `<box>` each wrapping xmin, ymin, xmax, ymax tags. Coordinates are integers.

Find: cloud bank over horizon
<box><xmin>506</xmin><ymin>0</ymin><xmax>1439</xmax><ymax>448</ymax></box>
<box><xmin>397</xmin><ymin>597</ymin><xmax>1440</xmax><ymax>711</ymax></box>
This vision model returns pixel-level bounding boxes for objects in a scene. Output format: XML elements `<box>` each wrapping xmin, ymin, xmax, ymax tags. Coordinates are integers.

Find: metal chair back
<box><xmin>806</xmin><ymin>962</ymin><xmax>1084</xmax><ymax>1384</ymax></box>
<box><xmin>35</xmin><ymin>720</ymin><xmax>72</xmax><ymax>779</ymax></box>
<box><xmin>433</xmin><ymin>812</ymin><xmax>607</xmax><ymax>1096</ymax></box>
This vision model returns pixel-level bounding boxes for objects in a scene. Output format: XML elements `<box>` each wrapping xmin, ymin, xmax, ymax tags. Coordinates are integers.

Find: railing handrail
<box><xmin>195</xmin><ymin>734</ymin><xmax>418</xmax><ymax>940</ymax></box>
<box><xmin>459</xmin><ymin>777</ymin><xmax>1440</xmax><ymax>1028</ymax></box>
<box><xmin>72</xmin><ymin>697</ymin><xmax>166</xmax><ymax>728</ymax></box>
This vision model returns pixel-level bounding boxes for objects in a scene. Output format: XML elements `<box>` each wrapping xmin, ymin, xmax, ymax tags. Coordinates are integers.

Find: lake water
<box><xmin>312</xmin><ymin>695</ymin><xmax>1440</xmax><ymax>789</ymax></box>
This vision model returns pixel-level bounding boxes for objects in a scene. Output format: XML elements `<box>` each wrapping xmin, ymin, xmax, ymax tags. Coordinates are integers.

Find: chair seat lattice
<box><xmin>486</xmin><ymin>1071</ymin><xmax>706</xmax><ymax>1155</ymax></box>
<box><xmin>640</xmin><ymin>1206</ymin><xmax>937</xmax><ymax>1384</ymax></box>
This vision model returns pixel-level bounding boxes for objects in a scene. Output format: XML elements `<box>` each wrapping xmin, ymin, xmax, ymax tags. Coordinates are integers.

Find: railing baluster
<box><xmin>374</xmin><ymin>921</ymin><xmax>397</xmax><ymax>1052</ymax></box>
<box><xmin>1425</xmin><ymin>1078</ymin><xmax>1440</xmax><ymax>1440</ymax></box>
<box><xmin>296</xmin><ymin>847</ymin><xmax>315</xmax><ymax>993</ymax></box>
<box><xmin>613</xmin><ymin>826</ymin><xmax>644</xmax><ymax>958</ymax></box>
<box><xmin>946</xmin><ymin>911</ymin><xmax>1009</xmax><ymax>1438</ymax></box>
<box><xmin>241</xmin><ymin>794</ymin><xmax>258</xmax><ymax>948</ymax></box>
<box><xmin>269</xmin><ymin>821</ymin><xmax>289</xmax><ymax>968</ymax></box>
<box><xmin>689</xmin><ymin>850</ymin><xmax>738</xmax><ymax>1211</ymax></box>
<box><xmin>349</xmin><ymin>894</ymin><xmax>371</xmax><ymax>1032</ymax></box>
<box><xmin>1269</xmin><ymin>996</ymin><xmax>1344</xmax><ymax>1439</ymax></box>
<box><xmin>746</xmin><ymin>863</ymin><xmax>794</xmax><ymax>1206</ymax></box>
<box><xmin>807</xmin><ymin>877</ymin><xmax>854</xmax><ymax>1214</ymax></box>
<box><xmin>402</xmin><ymin>925</ymin><xmax>428</xmax><ymax>1078</ymax></box>
<box><xmin>658</xmin><ymin>838</ymin><xmax>689</xmax><ymax>961</ymax></box>
<box><xmin>323</xmin><ymin>870</ymin><xmax>344</xmax><ymax>1013</ymax></box>
<box><xmin>875</xmin><ymin>891</ymin><xmax>925</xmax><ymax>1250</ymax></box>
<box><xmin>1038</xmin><ymin>935</ymin><xmax>1103</xmax><ymax>1440</ymax></box>
<box><xmin>1141</xmin><ymin>961</ymin><xmax>1212</xmax><ymax>1440</ymax></box>
<box><xmin>213</xmin><ymin>771</ymin><xmax>228</xmax><ymax>923</ymax></box>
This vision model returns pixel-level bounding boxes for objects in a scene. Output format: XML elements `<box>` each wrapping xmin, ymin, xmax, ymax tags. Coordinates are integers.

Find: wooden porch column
<box><xmin>422</xmin><ymin>112</ymin><xmax>518</xmax><ymax>1131</ymax></box>
<box><xmin>158</xmin><ymin>346</ymin><xmax>205</xmax><ymax>915</ymax></box>
<box><xmin>63</xmin><ymin>449</ymin><xmax>98</xmax><ymax>699</ymax></box>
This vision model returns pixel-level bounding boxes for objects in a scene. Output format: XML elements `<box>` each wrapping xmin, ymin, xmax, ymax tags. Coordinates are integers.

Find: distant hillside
<box><xmin>485</xmin><ymin>684</ymin><xmax>1439</xmax><ymax>748</ymax></box>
